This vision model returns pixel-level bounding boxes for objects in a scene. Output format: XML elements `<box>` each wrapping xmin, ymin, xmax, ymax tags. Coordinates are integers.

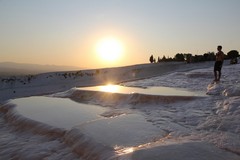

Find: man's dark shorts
<box><xmin>214</xmin><ymin>61</ymin><xmax>223</xmax><ymax>71</ymax></box>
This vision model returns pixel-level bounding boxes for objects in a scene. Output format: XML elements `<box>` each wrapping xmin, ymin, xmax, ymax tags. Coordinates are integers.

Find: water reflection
<box><xmin>115</xmin><ymin>146</ymin><xmax>135</xmax><ymax>155</ymax></box>
<box><xmin>78</xmin><ymin>85</ymin><xmax>205</xmax><ymax>96</ymax></box>
<box><xmin>98</xmin><ymin>84</ymin><xmax>119</xmax><ymax>93</ymax></box>
<box><xmin>11</xmin><ymin>96</ymin><xmax>107</xmax><ymax>130</ymax></box>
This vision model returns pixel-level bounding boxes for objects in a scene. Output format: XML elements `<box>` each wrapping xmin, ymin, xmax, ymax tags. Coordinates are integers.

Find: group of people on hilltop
<box><xmin>149</xmin><ymin>55</ymin><xmax>161</xmax><ymax>63</ymax></box>
<box><xmin>149</xmin><ymin>45</ymin><xmax>226</xmax><ymax>82</ymax></box>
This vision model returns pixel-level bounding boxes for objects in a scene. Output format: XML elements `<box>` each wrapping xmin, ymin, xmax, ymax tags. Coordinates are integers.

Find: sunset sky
<box><xmin>0</xmin><ymin>0</ymin><xmax>240</xmax><ymax>68</ymax></box>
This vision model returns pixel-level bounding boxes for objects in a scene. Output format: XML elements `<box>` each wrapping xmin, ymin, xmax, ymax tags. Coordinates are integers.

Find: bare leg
<box><xmin>214</xmin><ymin>71</ymin><xmax>217</xmax><ymax>81</ymax></box>
<box><xmin>218</xmin><ymin>71</ymin><xmax>221</xmax><ymax>81</ymax></box>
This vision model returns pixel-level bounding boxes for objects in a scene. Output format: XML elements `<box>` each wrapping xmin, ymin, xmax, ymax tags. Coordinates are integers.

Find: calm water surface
<box><xmin>11</xmin><ymin>96</ymin><xmax>107</xmax><ymax>130</ymax></box>
<box><xmin>10</xmin><ymin>85</ymin><xmax>205</xmax><ymax>130</ymax></box>
<box><xmin>77</xmin><ymin>84</ymin><xmax>205</xmax><ymax>96</ymax></box>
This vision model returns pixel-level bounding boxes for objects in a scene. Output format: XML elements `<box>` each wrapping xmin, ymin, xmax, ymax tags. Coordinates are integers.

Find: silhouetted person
<box><xmin>158</xmin><ymin>56</ymin><xmax>161</xmax><ymax>63</ymax></box>
<box><xmin>214</xmin><ymin>45</ymin><xmax>224</xmax><ymax>82</ymax></box>
<box><xmin>149</xmin><ymin>55</ymin><xmax>154</xmax><ymax>63</ymax></box>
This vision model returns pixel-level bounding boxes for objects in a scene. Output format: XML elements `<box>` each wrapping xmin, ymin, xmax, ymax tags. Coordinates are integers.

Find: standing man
<box><xmin>149</xmin><ymin>55</ymin><xmax>154</xmax><ymax>63</ymax></box>
<box><xmin>214</xmin><ymin>45</ymin><xmax>225</xmax><ymax>82</ymax></box>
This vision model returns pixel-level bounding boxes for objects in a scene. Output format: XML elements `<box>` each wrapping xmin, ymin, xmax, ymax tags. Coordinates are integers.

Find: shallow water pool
<box><xmin>77</xmin><ymin>84</ymin><xmax>205</xmax><ymax>96</ymax></box>
<box><xmin>11</xmin><ymin>96</ymin><xmax>107</xmax><ymax>130</ymax></box>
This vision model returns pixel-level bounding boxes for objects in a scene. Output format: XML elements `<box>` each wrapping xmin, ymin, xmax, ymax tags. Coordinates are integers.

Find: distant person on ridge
<box><xmin>149</xmin><ymin>55</ymin><xmax>154</xmax><ymax>63</ymax></box>
<box><xmin>214</xmin><ymin>45</ymin><xmax>225</xmax><ymax>82</ymax></box>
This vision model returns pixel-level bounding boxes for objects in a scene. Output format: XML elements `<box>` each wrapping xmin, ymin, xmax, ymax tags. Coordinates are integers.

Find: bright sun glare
<box><xmin>98</xmin><ymin>84</ymin><xmax>119</xmax><ymax>93</ymax></box>
<box><xmin>96</xmin><ymin>38</ymin><xmax>124</xmax><ymax>62</ymax></box>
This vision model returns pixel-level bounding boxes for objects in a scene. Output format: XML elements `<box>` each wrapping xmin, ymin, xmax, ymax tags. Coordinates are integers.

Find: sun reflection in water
<box><xmin>98</xmin><ymin>84</ymin><xmax>119</xmax><ymax>93</ymax></box>
<box><xmin>114</xmin><ymin>134</ymin><xmax>172</xmax><ymax>156</ymax></box>
<box><xmin>114</xmin><ymin>146</ymin><xmax>135</xmax><ymax>155</ymax></box>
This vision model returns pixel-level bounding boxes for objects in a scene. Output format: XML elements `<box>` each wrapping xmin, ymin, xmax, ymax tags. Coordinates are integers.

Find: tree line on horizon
<box><xmin>150</xmin><ymin>50</ymin><xmax>239</xmax><ymax>64</ymax></box>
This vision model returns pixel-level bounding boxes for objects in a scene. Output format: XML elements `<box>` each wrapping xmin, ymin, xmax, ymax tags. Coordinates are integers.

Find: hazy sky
<box><xmin>0</xmin><ymin>0</ymin><xmax>240</xmax><ymax>68</ymax></box>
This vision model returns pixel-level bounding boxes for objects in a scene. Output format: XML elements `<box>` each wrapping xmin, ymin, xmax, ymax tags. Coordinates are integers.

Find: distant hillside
<box><xmin>0</xmin><ymin>62</ymin><xmax>83</xmax><ymax>76</ymax></box>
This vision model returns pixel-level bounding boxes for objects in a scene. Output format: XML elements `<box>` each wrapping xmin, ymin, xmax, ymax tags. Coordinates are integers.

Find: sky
<box><xmin>0</xmin><ymin>0</ymin><xmax>240</xmax><ymax>69</ymax></box>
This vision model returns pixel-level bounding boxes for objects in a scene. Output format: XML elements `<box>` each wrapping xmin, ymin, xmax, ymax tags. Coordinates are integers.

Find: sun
<box><xmin>96</xmin><ymin>37</ymin><xmax>124</xmax><ymax>62</ymax></box>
